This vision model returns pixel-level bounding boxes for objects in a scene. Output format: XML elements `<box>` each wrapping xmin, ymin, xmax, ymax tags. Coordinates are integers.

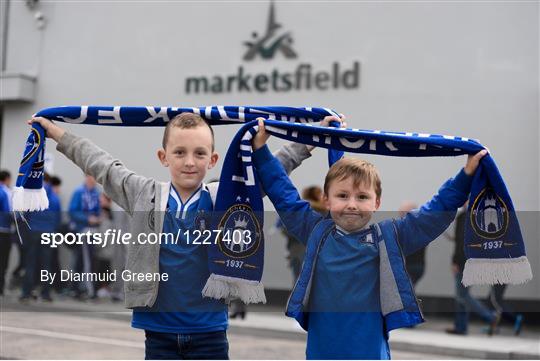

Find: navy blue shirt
<box><xmin>307</xmin><ymin>227</ymin><xmax>390</xmax><ymax>360</ymax></box>
<box><xmin>132</xmin><ymin>184</ymin><xmax>228</xmax><ymax>333</ymax></box>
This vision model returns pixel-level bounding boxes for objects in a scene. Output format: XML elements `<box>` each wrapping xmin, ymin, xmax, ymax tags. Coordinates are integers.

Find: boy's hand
<box><xmin>251</xmin><ymin>114</ymin><xmax>347</xmax><ymax>151</ymax></box>
<box><xmin>464</xmin><ymin>149</ymin><xmax>488</xmax><ymax>176</ymax></box>
<box><xmin>320</xmin><ymin>114</ymin><xmax>347</xmax><ymax>128</ymax></box>
<box><xmin>27</xmin><ymin>116</ymin><xmax>65</xmax><ymax>142</ymax></box>
<box><xmin>252</xmin><ymin>118</ymin><xmax>269</xmax><ymax>151</ymax></box>
<box><xmin>306</xmin><ymin>114</ymin><xmax>347</xmax><ymax>152</ymax></box>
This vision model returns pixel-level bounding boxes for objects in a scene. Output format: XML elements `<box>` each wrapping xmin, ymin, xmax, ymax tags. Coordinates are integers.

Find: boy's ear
<box><xmin>375</xmin><ymin>197</ymin><xmax>381</xmax><ymax>211</ymax></box>
<box><xmin>208</xmin><ymin>152</ymin><xmax>219</xmax><ymax>169</ymax></box>
<box><xmin>323</xmin><ymin>193</ymin><xmax>330</xmax><ymax>210</ymax></box>
<box><xmin>157</xmin><ymin>149</ymin><xmax>168</xmax><ymax>167</ymax></box>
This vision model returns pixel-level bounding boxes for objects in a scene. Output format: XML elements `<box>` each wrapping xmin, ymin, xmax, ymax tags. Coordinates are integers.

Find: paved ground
<box><xmin>0</xmin><ymin>311</ymin><xmax>468</xmax><ymax>360</ymax></box>
<box><xmin>1</xmin><ymin>295</ymin><xmax>538</xmax><ymax>359</ymax></box>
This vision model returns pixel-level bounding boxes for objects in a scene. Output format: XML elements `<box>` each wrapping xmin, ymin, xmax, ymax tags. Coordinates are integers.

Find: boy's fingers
<box><xmin>339</xmin><ymin>114</ymin><xmax>347</xmax><ymax>128</ymax></box>
<box><xmin>31</xmin><ymin>116</ymin><xmax>47</xmax><ymax>123</ymax></box>
<box><xmin>252</xmin><ymin>118</ymin><xmax>270</xmax><ymax>150</ymax></box>
<box><xmin>322</xmin><ymin>115</ymin><xmax>343</xmax><ymax>127</ymax></box>
<box><xmin>465</xmin><ymin>149</ymin><xmax>488</xmax><ymax>175</ymax></box>
<box><xmin>468</xmin><ymin>149</ymin><xmax>487</xmax><ymax>161</ymax></box>
<box><xmin>257</xmin><ymin>118</ymin><xmax>265</xmax><ymax>130</ymax></box>
<box><xmin>475</xmin><ymin>149</ymin><xmax>488</xmax><ymax>160</ymax></box>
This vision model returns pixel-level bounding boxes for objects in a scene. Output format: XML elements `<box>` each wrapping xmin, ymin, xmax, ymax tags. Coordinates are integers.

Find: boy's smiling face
<box><xmin>324</xmin><ymin>176</ymin><xmax>380</xmax><ymax>232</ymax></box>
<box><xmin>158</xmin><ymin>125</ymin><xmax>218</xmax><ymax>200</ymax></box>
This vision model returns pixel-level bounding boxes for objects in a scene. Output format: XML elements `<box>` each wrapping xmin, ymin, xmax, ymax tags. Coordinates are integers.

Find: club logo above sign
<box><xmin>243</xmin><ymin>1</ymin><xmax>298</xmax><ymax>61</ymax></box>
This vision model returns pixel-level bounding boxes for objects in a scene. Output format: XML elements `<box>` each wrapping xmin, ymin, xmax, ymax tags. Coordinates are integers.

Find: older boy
<box><xmin>251</xmin><ymin>119</ymin><xmax>487</xmax><ymax>360</ymax></box>
<box><xmin>30</xmin><ymin>113</ymin><xmax>342</xmax><ymax>359</ymax></box>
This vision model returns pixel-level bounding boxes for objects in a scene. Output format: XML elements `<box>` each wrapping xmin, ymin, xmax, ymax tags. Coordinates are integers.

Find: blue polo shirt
<box><xmin>131</xmin><ymin>184</ymin><xmax>228</xmax><ymax>333</ymax></box>
<box><xmin>306</xmin><ymin>227</ymin><xmax>390</xmax><ymax>360</ymax></box>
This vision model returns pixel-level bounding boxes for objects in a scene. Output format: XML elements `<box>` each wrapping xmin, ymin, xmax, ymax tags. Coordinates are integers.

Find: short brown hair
<box><xmin>323</xmin><ymin>157</ymin><xmax>382</xmax><ymax>199</ymax></box>
<box><xmin>162</xmin><ymin>113</ymin><xmax>215</xmax><ymax>150</ymax></box>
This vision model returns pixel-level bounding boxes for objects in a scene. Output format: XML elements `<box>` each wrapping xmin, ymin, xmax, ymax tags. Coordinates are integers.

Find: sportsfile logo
<box><xmin>243</xmin><ymin>0</ymin><xmax>297</xmax><ymax>61</ymax></box>
<box><xmin>184</xmin><ymin>1</ymin><xmax>360</xmax><ymax>94</ymax></box>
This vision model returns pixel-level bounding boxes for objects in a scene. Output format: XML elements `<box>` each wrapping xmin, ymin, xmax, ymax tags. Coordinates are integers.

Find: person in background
<box><xmin>488</xmin><ymin>284</ymin><xmax>524</xmax><ymax>336</ymax></box>
<box><xmin>0</xmin><ymin>170</ymin><xmax>12</xmax><ymax>296</ymax></box>
<box><xmin>68</xmin><ymin>174</ymin><xmax>101</xmax><ymax>299</ymax></box>
<box><xmin>96</xmin><ymin>193</ymin><xmax>130</xmax><ymax>300</ymax></box>
<box><xmin>48</xmin><ymin>176</ymin><xmax>67</xmax><ymax>294</ymax></box>
<box><xmin>20</xmin><ymin>173</ymin><xmax>61</xmax><ymax>302</ymax></box>
<box><xmin>446</xmin><ymin>203</ymin><xmax>500</xmax><ymax>336</ymax></box>
<box><xmin>50</xmin><ymin>176</ymin><xmax>62</xmax><ymax>195</ymax></box>
<box><xmin>5</xmin><ymin>169</ymin><xmax>25</xmax><ymax>292</ymax></box>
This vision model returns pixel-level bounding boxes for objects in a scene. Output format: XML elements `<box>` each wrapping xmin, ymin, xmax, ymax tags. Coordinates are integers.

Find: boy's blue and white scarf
<box><xmin>15</xmin><ymin>106</ymin><xmax>532</xmax><ymax>303</ymax></box>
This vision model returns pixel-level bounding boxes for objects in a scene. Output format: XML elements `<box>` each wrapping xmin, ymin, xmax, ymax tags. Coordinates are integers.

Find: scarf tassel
<box><xmin>12</xmin><ymin>186</ymin><xmax>49</xmax><ymax>211</ymax></box>
<box><xmin>202</xmin><ymin>273</ymin><xmax>267</xmax><ymax>304</ymax></box>
<box><xmin>462</xmin><ymin>256</ymin><xmax>532</xmax><ymax>287</ymax></box>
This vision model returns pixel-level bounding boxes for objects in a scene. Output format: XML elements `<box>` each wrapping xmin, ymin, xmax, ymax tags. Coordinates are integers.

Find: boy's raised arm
<box><xmin>394</xmin><ymin>150</ymin><xmax>488</xmax><ymax>256</ymax></box>
<box><xmin>30</xmin><ymin>117</ymin><xmax>152</xmax><ymax>215</ymax></box>
<box><xmin>252</xmin><ymin>120</ymin><xmax>324</xmax><ymax>245</ymax></box>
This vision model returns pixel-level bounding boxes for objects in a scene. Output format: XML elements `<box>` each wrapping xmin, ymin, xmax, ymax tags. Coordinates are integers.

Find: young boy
<box><xmin>251</xmin><ymin>119</ymin><xmax>487</xmax><ymax>360</ymax></box>
<box><xmin>30</xmin><ymin>113</ymin><xmax>342</xmax><ymax>359</ymax></box>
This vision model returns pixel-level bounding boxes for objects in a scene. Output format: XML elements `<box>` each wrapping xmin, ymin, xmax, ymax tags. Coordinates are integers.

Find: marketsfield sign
<box><xmin>184</xmin><ymin>1</ymin><xmax>360</xmax><ymax>95</ymax></box>
<box><xmin>185</xmin><ymin>63</ymin><xmax>359</xmax><ymax>94</ymax></box>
